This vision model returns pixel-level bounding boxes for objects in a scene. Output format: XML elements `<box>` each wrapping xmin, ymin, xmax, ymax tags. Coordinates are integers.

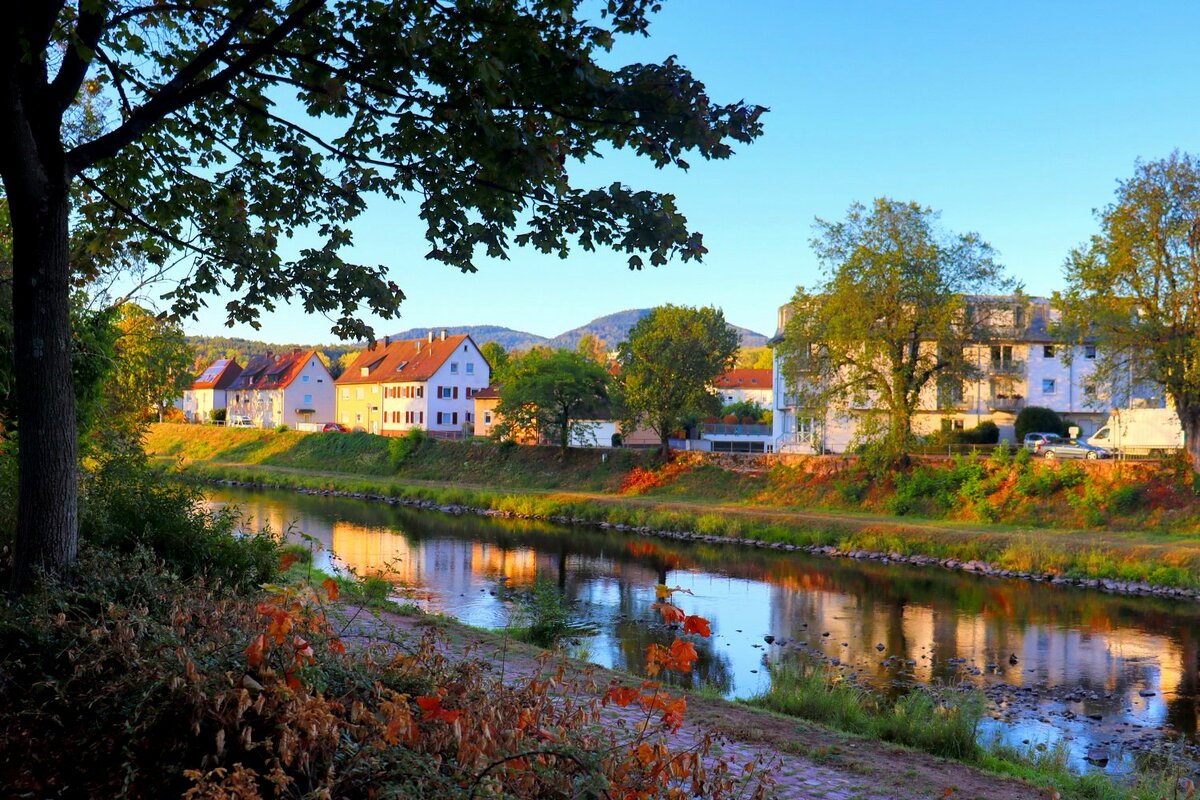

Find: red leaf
<box><xmin>682</xmin><ymin>615</ymin><xmax>711</xmax><ymax>638</ymax></box>
<box><xmin>279</xmin><ymin>553</ymin><xmax>300</xmax><ymax>572</ymax></box>
<box><xmin>245</xmin><ymin>633</ymin><xmax>266</xmax><ymax>668</ymax></box>
<box><xmin>322</xmin><ymin>577</ymin><xmax>340</xmax><ymax>601</ymax></box>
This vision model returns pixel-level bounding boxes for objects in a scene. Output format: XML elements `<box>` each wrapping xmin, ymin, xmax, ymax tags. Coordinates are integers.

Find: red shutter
<box><xmin>452</xmin><ymin>386</ymin><xmax>459</xmax><ymax>400</ymax></box>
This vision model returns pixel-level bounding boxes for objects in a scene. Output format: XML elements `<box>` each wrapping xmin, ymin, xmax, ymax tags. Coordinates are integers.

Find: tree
<box><xmin>735</xmin><ymin>346</ymin><xmax>773</xmax><ymax>370</ymax></box>
<box><xmin>109</xmin><ymin>304</ymin><xmax>195</xmax><ymax>424</ymax></box>
<box><xmin>1059</xmin><ymin>152</ymin><xmax>1200</xmax><ymax>471</ymax></box>
<box><xmin>576</xmin><ymin>332</ymin><xmax>608</xmax><ymax>364</ymax></box>
<box><xmin>618</xmin><ymin>305</ymin><xmax>738</xmax><ymax>453</ymax></box>
<box><xmin>776</xmin><ymin>199</ymin><xmax>1015</xmax><ymax>456</ymax></box>
<box><xmin>1</xmin><ymin>2</ymin><xmax>764</xmax><ymax>589</ymax></box>
<box><xmin>480</xmin><ymin>342</ymin><xmax>510</xmax><ymax>380</ymax></box>
<box><xmin>1014</xmin><ymin>406</ymin><xmax>1067</xmax><ymax>443</ymax></box>
<box><xmin>494</xmin><ymin>349</ymin><xmax>609</xmax><ymax>454</ymax></box>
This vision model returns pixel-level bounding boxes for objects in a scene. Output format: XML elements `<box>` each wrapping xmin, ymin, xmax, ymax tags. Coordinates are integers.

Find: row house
<box><xmin>714</xmin><ymin>369</ymin><xmax>773</xmax><ymax>407</ymax></box>
<box><xmin>227</xmin><ymin>350</ymin><xmax>335</xmax><ymax>428</ymax></box>
<box><xmin>178</xmin><ymin>357</ymin><xmax>242</xmax><ymax>422</ymax></box>
<box><xmin>771</xmin><ymin>295</ymin><xmax>1161</xmax><ymax>453</ymax></box>
<box><xmin>335</xmin><ymin>330</ymin><xmax>490</xmax><ymax>436</ymax></box>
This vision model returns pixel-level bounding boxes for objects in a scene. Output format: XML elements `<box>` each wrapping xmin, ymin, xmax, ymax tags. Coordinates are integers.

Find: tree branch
<box><xmin>49</xmin><ymin>0</ymin><xmax>107</xmax><ymax>113</ymax></box>
<box><xmin>67</xmin><ymin>0</ymin><xmax>322</xmax><ymax>173</ymax></box>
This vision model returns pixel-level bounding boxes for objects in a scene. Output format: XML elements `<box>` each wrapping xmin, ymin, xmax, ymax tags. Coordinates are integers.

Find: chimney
<box><xmin>415</xmin><ymin>340</ymin><xmax>422</xmax><ymax>353</ymax></box>
<box><xmin>384</xmin><ymin>335</ymin><xmax>390</xmax><ymax>346</ymax></box>
<box><xmin>440</xmin><ymin>329</ymin><xmax>447</xmax><ymax>341</ymax></box>
<box><xmin>427</xmin><ymin>331</ymin><xmax>434</xmax><ymax>343</ymax></box>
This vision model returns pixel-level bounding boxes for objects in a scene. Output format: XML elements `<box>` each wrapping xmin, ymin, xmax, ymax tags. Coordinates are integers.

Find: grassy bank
<box><xmin>748</xmin><ymin>657</ymin><xmax>1188</xmax><ymax>800</ymax></box>
<box><xmin>147</xmin><ymin>424</ymin><xmax>1200</xmax><ymax>590</ymax></box>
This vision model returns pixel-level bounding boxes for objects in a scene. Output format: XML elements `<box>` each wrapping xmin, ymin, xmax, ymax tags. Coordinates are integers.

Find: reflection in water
<box><xmin>210</xmin><ymin>487</ymin><xmax>1200</xmax><ymax>773</ymax></box>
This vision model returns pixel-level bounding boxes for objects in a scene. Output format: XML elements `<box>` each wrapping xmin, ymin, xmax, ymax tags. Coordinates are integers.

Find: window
<box><xmin>302</xmin><ymin>374</ymin><xmax>310</xmax><ymax>383</ymax></box>
<box><xmin>1042</xmin><ymin>378</ymin><xmax>1057</xmax><ymax>394</ymax></box>
<box><xmin>466</xmin><ymin>363</ymin><xmax>474</xmax><ymax>375</ymax></box>
<box><xmin>303</xmin><ymin>394</ymin><xmax>312</xmax><ymax>405</ymax></box>
<box><xmin>372</xmin><ymin>385</ymin><xmax>378</xmax><ymax>394</ymax></box>
<box><xmin>341</xmin><ymin>414</ymin><xmax>348</xmax><ymax>424</ymax></box>
<box><xmin>990</xmin><ymin>345</ymin><xmax>1013</xmax><ymax>366</ymax></box>
<box><xmin>1085</xmin><ymin>344</ymin><xmax>1097</xmax><ymax>359</ymax></box>
<box><xmin>341</xmin><ymin>388</ymin><xmax>349</xmax><ymax>399</ymax></box>
<box><xmin>450</xmin><ymin>362</ymin><xmax>459</xmax><ymax>374</ymax></box>
<box><xmin>356</xmin><ymin>388</ymin><xmax>364</xmax><ymax>400</ymax></box>
<box><xmin>466</xmin><ymin>412</ymin><xmax>473</xmax><ymax>423</ymax></box>
<box><xmin>484</xmin><ymin>411</ymin><xmax>493</xmax><ymax>424</ymax></box>
<box><xmin>1043</xmin><ymin>345</ymin><xmax>1056</xmax><ymax>358</ymax></box>
<box><xmin>952</xmin><ymin>419</ymin><xmax>964</xmax><ymax>431</ymax></box>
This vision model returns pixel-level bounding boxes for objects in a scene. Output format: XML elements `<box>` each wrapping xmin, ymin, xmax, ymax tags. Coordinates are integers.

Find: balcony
<box><xmin>988</xmin><ymin>359</ymin><xmax>1026</xmax><ymax>376</ymax></box>
<box><xmin>702</xmin><ymin>423</ymin><xmax>773</xmax><ymax>437</ymax></box>
<box><xmin>988</xmin><ymin>394</ymin><xmax>1025</xmax><ymax>413</ymax></box>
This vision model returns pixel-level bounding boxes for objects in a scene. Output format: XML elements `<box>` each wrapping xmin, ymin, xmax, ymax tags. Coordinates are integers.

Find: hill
<box><xmin>187</xmin><ymin>310</ymin><xmax>768</xmax><ymax>374</ymax></box>
<box><xmin>547</xmin><ymin>309</ymin><xmax>767</xmax><ymax>350</ymax></box>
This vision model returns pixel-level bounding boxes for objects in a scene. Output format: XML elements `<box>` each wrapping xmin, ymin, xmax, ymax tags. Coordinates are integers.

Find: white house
<box><xmin>226</xmin><ymin>350</ymin><xmax>336</xmax><ymax>428</ymax></box>
<box><xmin>335</xmin><ymin>331</ymin><xmax>491</xmax><ymax>436</ymax></box>
<box><xmin>178</xmin><ymin>357</ymin><xmax>242</xmax><ymax>422</ymax></box>
<box><xmin>770</xmin><ymin>295</ymin><xmax>1160</xmax><ymax>453</ymax></box>
<box><xmin>714</xmin><ymin>369</ymin><xmax>773</xmax><ymax>408</ymax></box>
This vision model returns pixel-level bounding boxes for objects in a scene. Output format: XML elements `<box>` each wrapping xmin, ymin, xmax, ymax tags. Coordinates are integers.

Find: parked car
<box><xmin>1038</xmin><ymin>439</ymin><xmax>1112</xmax><ymax>460</ymax></box>
<box><xmin>1023</xmin><ymin>432</ymin><xmax>1065</xmax><ymax>452</ymax></box>
<box><xmin>322</xmin><ymin>422</ymin><xmax>348</xmax><ymax>433</ymax></box>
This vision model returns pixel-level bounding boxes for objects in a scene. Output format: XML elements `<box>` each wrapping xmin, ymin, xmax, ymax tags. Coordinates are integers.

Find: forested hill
<box><xmin>187</xmin><ymin>310</ymin><xmax>768</xmax><ymax>375</ymax></box>
<box><xmin>386</xmin><ymin>309</ymin><xmax>768</xmax><ymax>352</ymax></box>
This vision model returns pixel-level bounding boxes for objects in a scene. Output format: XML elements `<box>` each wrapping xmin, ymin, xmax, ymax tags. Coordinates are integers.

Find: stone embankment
<box><xmin>209</xmin><ymin>477</ymin><xmax>1200</xmax><ymax>603</ymax></box>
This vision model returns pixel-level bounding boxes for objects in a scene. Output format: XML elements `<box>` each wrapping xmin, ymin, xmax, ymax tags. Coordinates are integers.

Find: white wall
<box><xmin>282</xmin><ymin>355</ymin><xmax>336</xmax><ymax>427</ymax></box>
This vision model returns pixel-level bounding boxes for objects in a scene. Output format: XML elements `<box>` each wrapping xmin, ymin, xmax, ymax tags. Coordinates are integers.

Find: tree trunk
<box><xmin>8</xmin><ymin>184</ymin><xmax>78</xmax><ymax>593</ymax></box>
<box><xmin>1180</xmin><ymin>402</ymin><xmax>1200</xmax><ymax>475</ymax></box>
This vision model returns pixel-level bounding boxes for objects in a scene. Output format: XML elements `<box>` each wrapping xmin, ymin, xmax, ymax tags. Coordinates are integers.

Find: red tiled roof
<box><xmin>228</xmin><ymin>350</ymin><xmax>322</xmax><ymax>391</ymax></box>
<box><xmin>472</xmin><ymin>385</ymin><xmax>501</xmax><ymax>399</ymax></box>
<box><xmin>335</xmin><ymin>334</ymin><xmax>474</xmax><ymax>385</ymax></box>
<box><xmin>714</xmin><ymin>369</ymin><xmax>772</xmax><ymax>389</ymax></box>
<box><xmin>191</xmin><ymin>358</ymin><xmax>242</xmax><ymax>390</ymax></box>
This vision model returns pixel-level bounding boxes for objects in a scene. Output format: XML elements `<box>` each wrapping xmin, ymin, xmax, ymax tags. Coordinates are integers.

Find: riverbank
<box><xmin>342</xmin><ymin>601</ymin><xmax>1187</xmax><ymax>800</ymax></box>
<box><xmin>147</xmin><ymin>424</ymin><xmax>1200</xmax><ymax>595</ymax></box>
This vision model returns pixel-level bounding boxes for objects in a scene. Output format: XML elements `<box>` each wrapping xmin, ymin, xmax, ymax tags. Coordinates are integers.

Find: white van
<box><xmin>1087</xmin><ymin>408</ymin><xmax>1184</xmax><ymax>456</ymax></box>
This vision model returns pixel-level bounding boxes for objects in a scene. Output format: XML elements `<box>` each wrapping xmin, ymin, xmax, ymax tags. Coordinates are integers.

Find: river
<box><xmin>207</xmin><ymin>485</ymin><xmax>1200</xmax><ymax>774</ymax></box>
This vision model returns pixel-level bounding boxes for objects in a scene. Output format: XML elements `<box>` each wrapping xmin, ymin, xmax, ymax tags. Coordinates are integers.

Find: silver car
<box><xmin>1038</xmin><ymin>439</ymin><xmax>1111</xmax><ymax>460</ymax></box>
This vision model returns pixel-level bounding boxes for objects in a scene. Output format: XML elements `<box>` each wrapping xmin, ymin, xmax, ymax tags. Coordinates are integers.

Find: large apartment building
<box><xmin>335</xmin><ymin>330</ymin><xmax>490</xmax><ymax>436</ymax></box>
<box><xmin>771</xmin><ymin>296</ymin><xmax>1162</xmax><ymax>453</ymax></box>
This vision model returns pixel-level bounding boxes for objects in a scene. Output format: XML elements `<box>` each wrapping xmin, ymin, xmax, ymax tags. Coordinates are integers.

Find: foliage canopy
<box><xmin>777</xmin><ymin>199</ymin><xmax>1016</xmax><ymax>454</ymax></box>
<box><xmin>618</xmin><ymin>305</ymin><xmax>739</xmax><ymax>451</ymax></box>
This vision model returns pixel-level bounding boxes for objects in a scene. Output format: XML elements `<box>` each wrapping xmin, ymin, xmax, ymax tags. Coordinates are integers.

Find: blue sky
<box><xmin>182</xmin><ymin>1</ymin><xmax>1200</xmax><ymax>343</ymax></box>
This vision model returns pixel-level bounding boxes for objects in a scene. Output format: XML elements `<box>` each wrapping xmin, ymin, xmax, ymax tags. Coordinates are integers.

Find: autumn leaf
<box><xmin>322</xmin><ymin>577</ymin><xmax>340</xmax><ymax>601</ymax></box>
<box><xmin>279</xmin><ymin>553</ymin><xmax>300</xmax><ymax>572</ymax></box>
<box><xmin>667</xmin><ymin>639</ymin><xmax>699</xmax><ymax>673</ymax></box>
<box><xmin>682</xmin><ymin>615</ymin><xmax>711</xmax><ymax>638</ymax></box>
<box><xmin>654</xmin><ymin>603</ymin><xmax>686</xmax><ymax>625</ymax></box>
<box><xmin>245</xmin><ymin>633</ymin><xmax>266</xmax><ymax>668</ymax></box>
<box><xmin>604</xmin><ymin>686</ymin><xmax>640</xmax><ymax>707</ymax></box>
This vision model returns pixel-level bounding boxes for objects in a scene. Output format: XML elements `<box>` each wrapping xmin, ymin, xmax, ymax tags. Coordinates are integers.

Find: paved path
<box><xmin>335</xmin><ymin>605</ymin><xmax>1045</xmax><ymax>800</ymax></box>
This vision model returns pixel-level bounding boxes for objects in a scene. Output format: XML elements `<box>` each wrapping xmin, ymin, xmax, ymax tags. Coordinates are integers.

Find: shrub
<box><xmin>1015</xmin><ymin>406</ymin><xmax>1068</xmax><ymax>442</ymax></box>
<box><xmin>388</xmin><ymin>427</ymin><xmax>429</xmax><ymax>469</ymax></box>
<box><xmin>209</xmin><ymin>407</ymin><xmax>227</xmax><ymax>423</ymax></box>
<box><xmin>274</xmin><ymin>423</ymin><xmax>290</xmax><ymax>433</ymax></box>
<box><xmin>79</xmin><ymin>449</ymin><xmax>278</xmax><ymax>588</ymax></box>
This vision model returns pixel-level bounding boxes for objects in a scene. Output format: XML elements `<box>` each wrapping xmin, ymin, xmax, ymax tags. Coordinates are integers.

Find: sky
<box><xmin>181</xmin><ymin>1</ymin><xmax>1200</xmax><ymax>344</ymax></box>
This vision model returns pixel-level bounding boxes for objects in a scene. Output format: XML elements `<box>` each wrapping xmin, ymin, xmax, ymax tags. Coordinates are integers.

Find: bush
<box><xmin>274</xmin><ymin>423</ymin><xmax>290</xmax><ymax>433</ymax></box>
<box><xmin>78</xmin><ymin>448</ymin><xmax>278</xmax><ymax>588</ymax></box>
<box><xmin>1015</xmin><ymin>406</ymin><xmax>1068</xmax><ymax>442</ymax></box>
<box><xmin>209</xmin><ymin>407</ymin><xmax>227</xmax><ymax>423</ymax></box>
<box><xmin>388</xmin><ymin>427</ymin><xmax>429</xmax><ymax>469</ymax></box>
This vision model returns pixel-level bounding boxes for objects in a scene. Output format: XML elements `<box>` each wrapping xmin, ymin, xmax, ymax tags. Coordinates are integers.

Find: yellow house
<box><xmin>335</xmin><ymin>331</ymin><xmax>490</xmax><ymax>436</ymax></box>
